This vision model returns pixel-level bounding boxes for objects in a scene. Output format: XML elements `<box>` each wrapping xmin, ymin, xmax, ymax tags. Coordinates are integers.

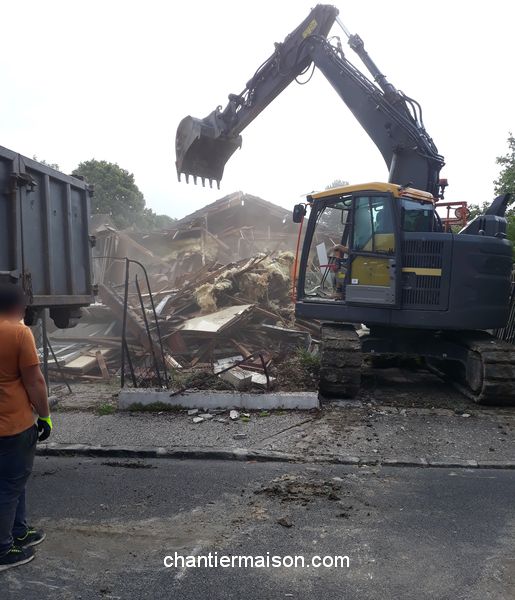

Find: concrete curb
<box><xmin>37</xmin><ymin>443</ymin><xmax>297</xmax><ymax>463</ymax></box>
<box><xmin>36</xmin><ymin>444</ymin><xmax>515</xmax><ymax>470</ymax></box>
<box><xmin>118</xmin><ymin>390</ymin><xmax>319</xmax><ymax>411</ymax></box>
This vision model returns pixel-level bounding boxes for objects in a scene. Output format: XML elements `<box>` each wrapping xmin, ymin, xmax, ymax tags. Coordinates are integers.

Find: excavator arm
<box><xmin>176</xmin><ymin>4</ymin><xmax>445</xmax><ymax>196</ymax></box>
<box><xmin>175</xmin><ymin>4</ymin><xmax>338</xmax><ymax>187</ymax></box>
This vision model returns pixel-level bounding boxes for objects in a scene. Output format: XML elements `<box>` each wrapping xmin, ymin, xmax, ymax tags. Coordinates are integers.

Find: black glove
<box><xmin>37</xmin><ymin>416</ymin><xmax>53</xmax><ymax>442</ymax></box>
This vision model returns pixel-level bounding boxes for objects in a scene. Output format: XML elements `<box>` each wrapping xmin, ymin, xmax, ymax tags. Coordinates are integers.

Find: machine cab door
<box><xmin>345</xmin><ymin>194</ymin><xmax>398</xmax><ymax>306</ymax></box>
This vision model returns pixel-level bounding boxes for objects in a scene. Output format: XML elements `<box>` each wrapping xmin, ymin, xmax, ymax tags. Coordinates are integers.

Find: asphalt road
<box><xmin>3</xmin><ymin>457</ymin><xmax>514</xmax><ymax>600</ymax></box>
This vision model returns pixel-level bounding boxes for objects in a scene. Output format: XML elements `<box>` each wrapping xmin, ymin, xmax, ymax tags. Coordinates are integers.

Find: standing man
<box><xmin>0</xmin><ymin>285</ymin><xmax>52</xmax><ymax>571</ymax></box>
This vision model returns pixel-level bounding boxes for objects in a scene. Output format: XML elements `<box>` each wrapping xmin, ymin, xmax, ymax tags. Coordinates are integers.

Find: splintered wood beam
<box><xmin>95</xmin><ymin>350</ymin><xmax>111</xmax><ymax>381</ymax></box>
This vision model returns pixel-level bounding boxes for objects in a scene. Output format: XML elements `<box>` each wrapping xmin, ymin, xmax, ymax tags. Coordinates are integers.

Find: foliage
<box><xmin>72</xmin><ymin>159</ymin><xmax>175</xmax><ymax>231</ymax></box>
<box><xmin>325</xmin><ymin>178</ymin><xmax>349</xmax><ymax>190</ymax></box>
<box><xmin>295</xmin><ymin>347</ymin><xmax>321</xmax><ymax>372</ymax></box>
<box><xmin>276</xmin><ymin>347</ymin><xmax>320</xmax><ymax>391</ymax></box>
<box><xmin>467</xmin><ymin>202</ymin><xmax>490</xmax><ymax>220</ymax></box>
<box><xmin>72</xmin><ymin>160</ymin><xmax>144</xmax><ymax>229</ymax></box>
<box><xmin>96</xmin><ymin>403</ymin><xmax>116</xmax><ymax>416</ymax></box>
<box><xmin>137</xmin><ymin>208</ymin><xmax>176</xmax><ymax>231</ymax></box>
<box><xmin>126</xmin><ymin>402</ymin><xmax>184</xmax><ymax>413</ymax></box>
<box><xmin>494</xmin><ymin>133</ymin><xmax>515</xmax><ymax>197</ymax></box>
<box><xmin>467</xmin><ymin>134</ymin><xmax>515</xmax><ymax>247</ymax></box>
<box><xmin>33</xmin><ymin>155</ymin><xmax>60</xmax><ymax>170</ymax></box>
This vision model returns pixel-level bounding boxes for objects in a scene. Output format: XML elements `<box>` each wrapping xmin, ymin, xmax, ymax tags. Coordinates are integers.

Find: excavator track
<box><xmin>319</xmin><ymin>324</ymin><xmax>362</xmax><ymax>398</ymax></box>
<box><xmin>443</xmin><ymin>331</ymin><xmax>515</xmax><ymax>406</ymax></box>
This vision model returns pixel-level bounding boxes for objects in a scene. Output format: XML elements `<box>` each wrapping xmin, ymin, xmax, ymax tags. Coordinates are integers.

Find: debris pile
<box><xmin>44</xmin><ymin>253</ymin><xmax>319</xmax><ymax>391</ymax></box>
<box><xmin>41</xmin><ymin>192</ymin><xmax>320</xmax><ymax>390</ymax></box>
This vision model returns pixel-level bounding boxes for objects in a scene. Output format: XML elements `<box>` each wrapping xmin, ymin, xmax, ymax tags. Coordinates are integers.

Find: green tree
<box><xmin>72</xmin><ymin>160</ymin><xmax>146</xmax><ymax>229</ymax></box>
<box><xmin>468</xmin><ymin>134</ymin><xmax>515</xmax><ymax>247</ymax></box>
<box><xmin>134</xmin><ymin>208</ymin><xmax>176</xmax><ymax>230</ymax></box>
<box><xmin>467</xmin><ymin>201</ymin><xmax>490</xmax><ymax>220</ymax></box>
<box><xmin>325</xmin><ymin>178</ymin><xmax>349</xmax><ymax>190</ymax></box>
<box><xmin>495</xmin><ymin>133</ymin><xmax>515</xmax><ymax>197</ymax></box>
<box><xmin>33</xmin><ymin>155</ymin><xmax>60</xmax><ymax>170</ymax></box>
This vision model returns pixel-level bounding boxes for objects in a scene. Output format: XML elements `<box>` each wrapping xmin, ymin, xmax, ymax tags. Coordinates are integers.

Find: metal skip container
<box><xmin>0</xmin><ymin>145</ymin><xmax>95</xmax><ymax>328</ymax></box>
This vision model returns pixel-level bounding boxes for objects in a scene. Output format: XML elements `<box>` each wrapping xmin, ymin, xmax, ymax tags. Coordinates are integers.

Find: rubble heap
<box><xmin>45</xmin><ymin>252</ymin><xmax>319</xmax><ymax>392</ymax></box>
<box><xmin>42</xmin><ymin>192</ymin><xmax>320</xmax><ymax>391</ymax></box>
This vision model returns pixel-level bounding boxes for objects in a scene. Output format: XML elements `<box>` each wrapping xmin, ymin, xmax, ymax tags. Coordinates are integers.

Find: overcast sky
<box><xmin>1</xmin><ymin>0</ymin><xmax>513</xmax><ymax>219</ymax></box>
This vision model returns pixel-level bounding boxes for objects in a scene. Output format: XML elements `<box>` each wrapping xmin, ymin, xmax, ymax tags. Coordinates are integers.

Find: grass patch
<box><xmin>127</xmin><ymin>402</ymin><xmax>185</xmax><ymax>413</ymax></box>
<box><xmin>275</xmin><ymin>347</ymin><xmax>320</xmax><ymax>392</ymax></box>
<box><xmin>96</xmin><ymin>403</ymin><xmax>116</xmax><ymax>416</ymax></box>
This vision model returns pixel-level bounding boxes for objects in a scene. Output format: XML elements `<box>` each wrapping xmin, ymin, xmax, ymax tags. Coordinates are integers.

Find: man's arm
<box><xmin>20</xmin><ymin>365</ymin><xmax>50</xmax><ymax>418</ymax></box>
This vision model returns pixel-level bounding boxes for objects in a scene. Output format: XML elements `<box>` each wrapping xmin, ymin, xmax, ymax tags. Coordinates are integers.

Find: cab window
<box><xmin>302</xmin><ymin>199</ymin><xmax>351</xmax><ymax>298</ymax></box>
<box><xmin>352</xmin><ymin>196</ymin><xmax>395</xmax><ymax>253</ymax></box>
<box><xmin>401</xmin><ymin>199</ymin><xmax>434</xmax><ymax>231</ymax></box>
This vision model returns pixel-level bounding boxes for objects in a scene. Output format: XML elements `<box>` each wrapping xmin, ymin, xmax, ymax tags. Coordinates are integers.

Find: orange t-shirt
<box><xmin>0</xmin><ymin>320</ymin><xmax>40</xmax><ymax>436</ymax></box>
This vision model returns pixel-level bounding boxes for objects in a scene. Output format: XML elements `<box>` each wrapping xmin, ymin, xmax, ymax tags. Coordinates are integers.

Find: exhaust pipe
<box><xmin>175</xmin><ymin>112</ymin><xmax>242</xmax><ymax>189</ymax></box>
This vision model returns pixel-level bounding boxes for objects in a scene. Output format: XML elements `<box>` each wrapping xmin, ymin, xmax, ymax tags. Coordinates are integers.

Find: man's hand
<box><xmin>20</xmin><ymin>364</ymin><xmax>51</xmax><ymax>429</ymax></box>
<box><xmin>37</xmin><ymin>416</ymin><xmax>53</xmax><ymax>442</ymax></box>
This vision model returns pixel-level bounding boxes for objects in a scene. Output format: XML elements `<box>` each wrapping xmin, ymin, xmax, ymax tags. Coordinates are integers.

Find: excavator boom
<box><xmin>176</xmin><ymin>4</ymin><xmax>338</xmax><ymax>187</ymax></box>
<box><xmin>175</xmin><ymin>4</ymin><xmax>444</xmax><ymax>195</ymax></box>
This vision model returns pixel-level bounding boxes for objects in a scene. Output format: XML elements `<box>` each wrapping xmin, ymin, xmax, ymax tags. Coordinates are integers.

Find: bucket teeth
<box><xmin>177</xmin><ymin>172</ymin><xmax>219</xmax><ymax>190</ymax></box>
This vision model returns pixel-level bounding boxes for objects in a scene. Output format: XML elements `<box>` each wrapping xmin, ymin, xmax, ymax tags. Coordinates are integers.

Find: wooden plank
<box><xmin>63</xmin><ymin>348</ymin><xmax>114</xmax><ymax>374</ymax></box>
<box><xmin>98</xmin><ymin>283</ymin><xmax>152</xmax><ymax>351</ymax></box>
<box><xmin>95</xmin><ymin>350</ymin><xmax>111</xmax><ymax>380</ymax></box>
<box><xmin>230</xmin><ymin>339</ymin><xmax>252</xmax><ymax>358</ymax></box>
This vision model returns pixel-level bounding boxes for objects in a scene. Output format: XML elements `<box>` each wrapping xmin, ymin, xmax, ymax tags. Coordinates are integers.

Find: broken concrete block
<box><xmin>250</xmin><ymin>372</ymin><xmax>276</xmax><ymax>389</ymax></box>
<box><xmin>213</xmin><ymin>356</ymin><xmax>244</xmax><ymax>374</ymax></box>
<box><xmin>188</xmin><ymin>409</ymin><xmax>199</xmax><ymax>416</ymax></box>
<box><xmin>219</xmin><ymin>366</ymin><xmax>253</xmax><ymax>390</ymax></box>
<box><xmin>199</xmin><ymin>413</ymin><xmax>214</xmax><ymax>420</ymax></box>
<box><xmin>192</xmin><ymin>416</ymin><xmax>204</xmax><ymax>424</ymax></box>
<box><xmin>230</xmin><ymin>410</ymin><xmax>240</xmax><ymax>420</ymax></box>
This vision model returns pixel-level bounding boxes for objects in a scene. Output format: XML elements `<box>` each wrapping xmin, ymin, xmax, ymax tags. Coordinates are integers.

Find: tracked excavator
<box><xmin>175</xmin><ymin>4</ymin><xmax>515</xmax><ymax>405</ymax></box>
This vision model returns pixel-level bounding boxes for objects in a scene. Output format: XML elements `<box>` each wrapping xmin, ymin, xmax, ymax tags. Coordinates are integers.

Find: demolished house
<box><xmin>43</xmin><ymin>193</ymin><xmax>318</xmax><ymax>391</ymax></box>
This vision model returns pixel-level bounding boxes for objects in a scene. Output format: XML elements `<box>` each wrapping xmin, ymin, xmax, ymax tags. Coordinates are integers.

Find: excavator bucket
<box><xmin>175</xmin><ymin>115</ymin><xmax>242</xmax><ymax>188</ymax></box>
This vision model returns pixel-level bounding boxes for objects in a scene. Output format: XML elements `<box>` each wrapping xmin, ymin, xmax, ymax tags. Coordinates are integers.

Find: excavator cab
<box><xmin>294</xmin><ymin>182</ymin><xmax>514</xmax><ymax>404</ymax></box>
<box><xmin>297</xmin><ymin>183</ymin><xmax>437</xmax><ymax>308</ymax></box>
